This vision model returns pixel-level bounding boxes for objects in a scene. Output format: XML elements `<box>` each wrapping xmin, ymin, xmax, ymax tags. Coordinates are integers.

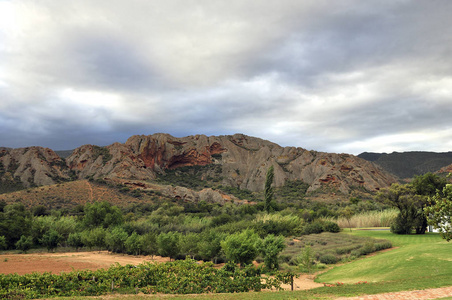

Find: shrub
<box><xmin>303</xmin><ymin>221</ymin><xmax>324</xmax><ymax>235</ymax></box>
<box><xmin>360</xmin><ymin>242</ymin><xmax>376</xmax><ymax>256</ymax></box>
<box><xmin>323</xmin><ymin>221</ymin><xmax>340</xmax><ymax>233</ymax></box>
<box><xmin>319</xmin><ymin>254</ymin><xmax>338</xmax><ymax>264</ymax></box>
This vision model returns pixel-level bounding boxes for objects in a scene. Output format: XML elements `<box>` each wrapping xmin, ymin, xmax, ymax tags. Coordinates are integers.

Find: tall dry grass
<box><xmin>323</xmin><ymin>209</ymin><xmax>398</xmax><ymax>228</ymax></box>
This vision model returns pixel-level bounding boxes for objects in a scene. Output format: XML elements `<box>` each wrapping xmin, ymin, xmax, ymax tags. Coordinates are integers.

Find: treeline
<box><xmin>0</xmin><ymin>199</ymin><xmax>341</xmax><ymax>268</ymax></box>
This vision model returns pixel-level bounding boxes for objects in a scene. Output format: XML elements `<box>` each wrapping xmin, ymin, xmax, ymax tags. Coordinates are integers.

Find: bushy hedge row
<box><xmin>0</xmin><ymin>259</ymin><xmax>294</xmax><ymax>299</ymax></box>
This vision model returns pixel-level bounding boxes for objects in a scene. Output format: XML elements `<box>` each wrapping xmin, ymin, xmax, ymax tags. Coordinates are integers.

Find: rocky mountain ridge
<box><xmin>0</xmin><ymin>134</ymin><xmax>397</xmax><ymax>199</ymax></box>
<box><xmin>0</xmin><ymin>133</ymin><xmax>399</xmax><ymax>198</ymax></box>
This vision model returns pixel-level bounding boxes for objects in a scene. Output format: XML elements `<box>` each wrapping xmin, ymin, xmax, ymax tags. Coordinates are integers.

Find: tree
<box><xmin>81</xmin><ymin>228</ymin><xmax>106</xmax><ymax>250</ymax></box>
<box><xmin>15</xmin><ymin>235</ymin><xmax>33</xmax><ymax>253</ymax></box>
<box><xmin>199</xmin><ymin>230</ymin><xmax>225</xmax><ymax>263</ymax></box>
<box><xmin>82</xmin><ymin>201</ymin><xmax>123</xmax><ymax>229</ymax></box>
<box><xmin>179</xmin><ymin>232</ymin><xmax>200</xmax><ymax>259</ymax></box>
<box><xmin>412</xmin><ymin>172</ymin><xmax>447</xmax><ymax>197</ymax></box>
<box><xmin>67</xmin><ymin>232</ymin><xmax>84</xmax><ymax>251</ymax></box>
<box><xmin>0</xmin><ymin>203</ymin><xmax>32</xmax><ymax>248</ymax></box>
<box><xmin>125</xmin><ymin>232</ymin><xmax>142</xmax><ymax>255</ymax></box>
<box><xmin>157</xmin><ymin>231</ymin><xmax>181</xmax><ymax>260</ymax></box>
<box><xmin>221</xmin><ymin>229</ymin><xmax>261</xmax><ymax>267</ymax></box>
<box><xmin>264</xmin><ymin>166</ymin><xmax>275</xmax><ymax>213</ymax></box>
<box><xmin>105</xmin><ymin>226</ymin><xmax>128</xmax><ymax>253</ymax></box>
<box><xmin>339</xmin><ymin>207</ymin><xmax>355</xmax><ymax>232</ymax></box>
<box><xmin>375</xmin><ymin>183</ymin><xmax>425</xmax><ymax>234</ymax></box>
<box><xmin>139</xmin><ymin>233</ymin><xmax>158</xmax><ymax>258</ymax></box>
<box><xmin>0</xmin><ymin>235</ymin><xmax>7</xmax><ymax>250</ymax></box>
<box><xmin>40</xmin><ymin>229</ymin><xmax>62</xmax><ymax>252</ymax></box>
<box><xmin>425</xmin><ymin>182</ymin><xmax>452</xmax><ymax>241</ymax></box>
<box><xmin>298</xmin><ymin>245</ymin><xmax>315</xmax><ymax>274</ymax></box>
<box><xmin>260</xmin><ymin>234</ymin><xmax>285</xmax><ymax>271</ymax></box>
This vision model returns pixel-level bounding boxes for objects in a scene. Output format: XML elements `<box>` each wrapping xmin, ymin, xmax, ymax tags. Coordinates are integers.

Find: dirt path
<box><xmin>335</xmin><ymin>286</ymin><xmax>452</xmax><ymax>300</ymax></box>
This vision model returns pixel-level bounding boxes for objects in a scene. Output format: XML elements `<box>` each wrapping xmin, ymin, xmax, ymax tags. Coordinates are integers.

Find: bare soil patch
<box><xmin>0</xmin><ymin>251</ymin><xmax>170</xmax><ymax>275</ymax></box>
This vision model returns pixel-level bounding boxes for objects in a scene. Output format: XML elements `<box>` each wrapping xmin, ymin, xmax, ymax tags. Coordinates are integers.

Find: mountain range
<box><xmin>1</xmin><ymin>133</ymin><xmax>450</xmax><ymax>206</ymax></box>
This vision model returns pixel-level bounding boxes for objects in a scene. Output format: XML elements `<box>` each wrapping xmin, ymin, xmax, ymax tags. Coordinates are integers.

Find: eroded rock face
<box><xmin>0</xmin><ymin>147</ymin><xmax>68</xmax><ymax>187</ymax></box>
<box><xmin>65</xmin><ymin>133</ymin><xmax>397</xmax><ymax>194</ymax></box>
<box><xmin>2</xmin><ymin>133</ymin><xmax>398</xmax><ymax>195</ymax></box>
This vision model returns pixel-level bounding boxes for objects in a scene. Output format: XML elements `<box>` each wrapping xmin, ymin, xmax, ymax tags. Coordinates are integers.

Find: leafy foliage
<box><xmin>221</xmin><ymin>229</ymin><xmax>261</xmax><ymax>267</ymax></box>
<box><xmin>425</xmin><ymin>182</ymin><xmax>452</xmax><ymax>241</ymax></box>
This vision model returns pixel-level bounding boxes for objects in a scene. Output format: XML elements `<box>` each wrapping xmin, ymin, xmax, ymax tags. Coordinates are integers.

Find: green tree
<box><xmin>157</xmin><ymin>231</ymin><xmax>181</xmax><ymax>260</ymax></box>
<box><xmin>425</xmin><ymin>182</ymin><xmax>452</xmax><ymax>241</ymax></box>
<box><xmin>179</xmin><ymin>232</ymin><xmax>200</xmax><ymax>259</ymax></box>
<box><xmin>81</xmin><ymin>228</ymin><xmax>106</xmax><ymax>250</ymax></box>
<box><xmin>40</xmin><ymin>229</ymin><xmax>62</xmax><ymax>252</ymax></box>
<box><xmin>0</xmin><ymin>203</ymin><xmax>32</xmax><ymax>248</ymax></box>
<box><xmin>53</xmin><ymin>216</ymin><xmax>77</xmax><ymax>245</ymax></box>
<box><xmin>105</xmin><ymin>226</ymin><xmax>128</xmax><ymax>253</ymax></box>
<box><xmin>0</xmin><ymin>235</ymin><xmax>7</xmax><ymax>250</ymax></box>
<box><xmin>260</xmin><ymin>234</ymin><xmax>285</xmax><ymax>271</ymax></box>
<box><xmin>15</xmin><ymin>235</ymin><xmax>33</xmax><ymax>253</ymax></box>
<box><xmin>199</xmin><ymin>230</ymin><xmax>225</xmax><ymax>263</ymax></box>
<box><xmin>82</xmin><ymin>201</ymin><xmax>123</xmax><ymax>229</ymax></box>
<box><xmin>412</xmin><ymin>172</ymin><xmax>447</xmax><ymax>197</ymax></box>
<box><xmin>125</xmin><ymin>232</ymin><xmax>142</xmax><ymax>255</ymax></box>
<box><xmin>375</xmin><ymin>183</ymin><xmax>424</xmax><ymax>234</ymax></box>
<box><xmin>298</xmin><ymin>245</ymin><xmax>315</xmax><ymax>274</ymax></box>
<box><xmin>221</xmin><ymin>229</ymin><xmax>261</xmax><ymax>267</ymax></box>
<box><xmin>139</xmin><ymin>232</ymin><xmax>158</xmax><ymax>257</ymax></box>
<box><xmin>411</xmin><ymin>173</ymin><xmax>447</xmax><ymax>234</ymax></box>
<box><xmin>264</xmin><ymin>166</ymin><xmax>275</xmax><ymax>213</ymax></box>
<box><xmin>31</xmin><ymin>216</ymin><xmax>54</xmax><ymax>246</ymax></box>
<box><xmin>67</xmin><ymin>232</ymin><xmax>84</xmax><ymax>251</ymax></box>
<box><xmin>339</xmin><ymin>207</ymin><xmax>355</xmax><ymax>231</ymax></box>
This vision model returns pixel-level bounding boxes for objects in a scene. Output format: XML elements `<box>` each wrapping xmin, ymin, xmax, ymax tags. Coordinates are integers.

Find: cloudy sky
<box><xmin>1</xmin><ymin>0</ymin><xmax>452</xmax><ymax>155</ymax></box>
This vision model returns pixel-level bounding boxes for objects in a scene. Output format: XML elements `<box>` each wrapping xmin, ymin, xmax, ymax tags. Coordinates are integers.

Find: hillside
<box><xmin>358</xmin><ymin>151</ymin><xmax>452</xmax><ymax>179</ymax></box>
<box><xmin>0</xmin><ymin>133</ymin><xmax>398</xmax><ymax>204</ymax></box>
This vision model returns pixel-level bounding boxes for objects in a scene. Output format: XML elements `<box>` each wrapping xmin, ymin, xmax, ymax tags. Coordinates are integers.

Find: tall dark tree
<box><xmin>264</xmin><ymin>166</ymin><xmax>274</xmax><ymax>213</ymax></box>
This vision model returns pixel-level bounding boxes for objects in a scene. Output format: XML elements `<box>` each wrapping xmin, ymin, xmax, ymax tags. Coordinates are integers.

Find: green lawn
<box><xmin>317</xmin><ymin>230</ymin><xmax>452</xmax><ymax>284</ymax></box>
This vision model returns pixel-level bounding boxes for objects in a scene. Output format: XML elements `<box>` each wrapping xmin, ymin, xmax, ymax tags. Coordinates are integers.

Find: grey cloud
<box><xmin>1</xmin><ymin>0</ymin><xmax>452</xmax><ymax>154</ymax></box>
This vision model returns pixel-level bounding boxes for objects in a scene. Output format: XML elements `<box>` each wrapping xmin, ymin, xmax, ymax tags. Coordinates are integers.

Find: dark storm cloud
<box><xmin>1</xmin><ymin>0</ymin><xmax>452</xmax><ymax>154</ymax></box>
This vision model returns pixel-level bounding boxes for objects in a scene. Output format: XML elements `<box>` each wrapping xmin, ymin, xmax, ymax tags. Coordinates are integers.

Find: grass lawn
<box><xmin>317</xmin><ymin>230</ymin><xmax>452</xmax><ymax>285</ymax></box>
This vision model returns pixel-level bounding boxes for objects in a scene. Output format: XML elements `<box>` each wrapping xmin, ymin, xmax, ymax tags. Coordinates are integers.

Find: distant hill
<box><xmin>55</xmin><ymin>150</ymin><xmax>74</xmax><ymax>158</ymax></box>
<box><xmin>358</xmin><ymin>151</ymin><xmax>452</xmax><ymax>179</ymax></box>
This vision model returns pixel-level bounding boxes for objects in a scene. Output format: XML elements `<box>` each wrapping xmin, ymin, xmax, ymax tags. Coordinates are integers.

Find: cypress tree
<box><xmin>264</xmin><ymin>166</ymin><xmax>274</xmax><ymax>213</ymax></box>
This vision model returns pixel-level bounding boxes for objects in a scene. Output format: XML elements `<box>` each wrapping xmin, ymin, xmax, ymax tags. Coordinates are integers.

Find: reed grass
<box><xmin>322</xmin><ymin>209</ymin><xmax>398</xmax><ymax>229</ymax></box>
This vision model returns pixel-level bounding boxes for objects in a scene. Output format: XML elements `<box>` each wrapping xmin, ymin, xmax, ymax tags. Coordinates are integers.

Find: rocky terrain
<box><xmin>1</xmin><ymin>134</ymin><xmax>399</xmax><ymax>200</ymax></box>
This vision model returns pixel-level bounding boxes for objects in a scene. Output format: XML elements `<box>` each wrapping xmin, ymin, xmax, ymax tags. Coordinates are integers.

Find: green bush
<box><xmin>323</xmin><ymin>221</ymin><xmax>340</xmax><ymax>233</ymax></box>
<box><xmin>303</xmin><ymin>221</ymin><xmax>324</xmax><ymax>235</ymax></box>
<box><xmin>319</xmin><ymin>253</ymin><xmax>338</xmax><ymax>264</ymax></box>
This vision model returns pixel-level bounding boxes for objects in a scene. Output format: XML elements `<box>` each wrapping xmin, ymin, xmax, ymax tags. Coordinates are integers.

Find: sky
<box><xmin>1</xmin><ymin>0</ymin><xmax>452</xmax><ymax>155</ymax></box>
